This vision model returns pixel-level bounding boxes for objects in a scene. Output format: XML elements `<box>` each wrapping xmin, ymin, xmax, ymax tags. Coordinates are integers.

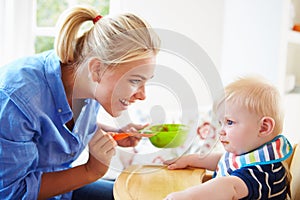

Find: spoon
<box><xmin>110</xmin><ymin>129</ymin><xmax>157</xmax><ymax>140</ymax></box>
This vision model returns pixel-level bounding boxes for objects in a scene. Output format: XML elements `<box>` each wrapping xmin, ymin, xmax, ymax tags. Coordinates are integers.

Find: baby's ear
<box><xmin>259</xmin><ymin>117</ymin><xmax>275</xmax><ymax>137</ymax></box>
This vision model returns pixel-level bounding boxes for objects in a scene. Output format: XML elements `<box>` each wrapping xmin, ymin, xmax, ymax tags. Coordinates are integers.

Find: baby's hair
<box><xmin>215</xmin><ymin>75</ymin><xmax>284</xmax><ymax>135</ymax></box>
<box><xmin>55</xmin><ymin>5</ymin><xmax>160</xmax><ymax>67</ymax></box>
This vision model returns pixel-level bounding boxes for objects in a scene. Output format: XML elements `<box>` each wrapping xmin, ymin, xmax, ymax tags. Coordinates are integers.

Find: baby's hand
<box><xmin>163</xmin><ymin>155</ymin><xmax>190</xmax><ymax>170</ymax></box>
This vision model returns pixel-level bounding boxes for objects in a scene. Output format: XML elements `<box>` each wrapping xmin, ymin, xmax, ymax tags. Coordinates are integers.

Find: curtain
<box><xmin>0</xmin><ymin>0</ymin><xmax>35</xmax><ymax>66</ymax></box>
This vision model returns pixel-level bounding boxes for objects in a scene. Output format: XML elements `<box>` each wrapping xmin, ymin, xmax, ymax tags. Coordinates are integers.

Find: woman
<box><xmin>0</xmin><ymin>5</ymin><xmax>160</xmax><ymax>200</ymax></box>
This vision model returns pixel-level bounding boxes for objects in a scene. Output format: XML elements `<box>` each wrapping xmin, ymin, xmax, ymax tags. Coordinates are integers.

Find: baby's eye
<box><xmin>226</xmin><ymin>120</ymin><xmax>234</xmax><ymax>125</ymax></box>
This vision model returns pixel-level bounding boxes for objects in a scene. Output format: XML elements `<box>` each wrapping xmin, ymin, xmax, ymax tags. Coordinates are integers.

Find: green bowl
<box><xmin>146</xmin><ymin>124</ymin><xmax>189</xmax><ymax>148</ymax></box>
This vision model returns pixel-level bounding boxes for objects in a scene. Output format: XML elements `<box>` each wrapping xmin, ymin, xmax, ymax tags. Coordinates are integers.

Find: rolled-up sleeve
<box><xmin>0</xmin><ymin>91</ymin><xmax>41</xmax><ymax>199</ymax></box>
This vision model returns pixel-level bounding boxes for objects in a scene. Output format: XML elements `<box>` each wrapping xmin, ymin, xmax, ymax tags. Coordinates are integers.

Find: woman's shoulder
<box><xmin>0</xmin><ymin>50</ymin><xmax>62</xmax><ymax>110</ymax></box>
<box><xmin>1</xmin><ymin>50</ymin><xmax>57</xmax><ymax>83</ymax></box>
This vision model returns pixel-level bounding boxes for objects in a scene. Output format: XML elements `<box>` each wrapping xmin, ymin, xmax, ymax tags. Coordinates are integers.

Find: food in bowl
<box><xmin>145</xmin><ymin>124</ymin><xmax>189</xmax><ymax>148</ymax></box>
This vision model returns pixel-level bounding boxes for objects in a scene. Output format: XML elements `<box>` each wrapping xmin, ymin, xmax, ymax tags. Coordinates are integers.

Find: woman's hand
<box><xmin>85</xmin><ymin>128</ymin><xmax>117</xmax><ymax>181</ymax></box>
<box><xmin>116</xmin><ymin>123</ymin><xmax>149</xmax><ymax>147</ymax></box>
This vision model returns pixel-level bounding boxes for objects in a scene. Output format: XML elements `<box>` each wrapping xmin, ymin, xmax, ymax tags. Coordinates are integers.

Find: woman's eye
<box><xmin>226</xmin><ymin>120</ymin><xmax>234</xmax><ymax>125</ymax></box>
<box><xmin>130</xmin><ymin>79</ymin><xmax>141</xmax><ymax>84</ymax></box>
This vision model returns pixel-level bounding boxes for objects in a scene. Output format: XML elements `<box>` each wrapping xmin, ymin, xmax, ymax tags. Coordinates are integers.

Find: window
<box><xmin>34</xmin><ymin>0</ymin><xmax>110</xmax><ymax>53</ymax></box>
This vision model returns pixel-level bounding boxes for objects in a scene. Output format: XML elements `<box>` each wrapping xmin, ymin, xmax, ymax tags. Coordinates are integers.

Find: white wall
<box><xmin>221</xmin><ymin>0</ymin><xmax>284</xmax><ymax>87</ymax></box>
<box><xmin>110</xmin><ymin>0</ymin><xmax>224</xmax><ymax>69</ymax></box>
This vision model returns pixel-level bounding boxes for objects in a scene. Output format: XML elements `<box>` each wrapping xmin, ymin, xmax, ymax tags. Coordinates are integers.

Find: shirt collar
<box><xmin>216</xmin><ymin>135</ymin><xmax>293</xmax><ymax>177</ymax></box>
<box><xmin>43</xmin><ymin>50</ymin><xmax>72</xmax><ymax>123</ymax></box>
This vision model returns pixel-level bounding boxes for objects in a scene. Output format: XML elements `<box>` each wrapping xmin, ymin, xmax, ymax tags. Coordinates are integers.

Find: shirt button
<box><xmin>70</xmin><ymin>152</ymin><xmax>75</xmax><ymax>157</ymax></box>
<box><xmin>58</xmin><ymin>108</ymin><xmax>62</xmax><ymax>113</ymax></box>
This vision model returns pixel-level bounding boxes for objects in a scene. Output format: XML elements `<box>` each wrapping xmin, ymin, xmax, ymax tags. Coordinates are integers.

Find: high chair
<box><xmin>113</xmin><ymin>143</ymin><xmax>300</xmax><ymax>200</ymax></box>
<box><xmin>289</xmin><ymin>142</ymin><xmax>300</xmax><ymax>200</ymax></box>
<box><xmin>113</xmin><ymin>165</ymin><xmax>205</xmax><ymax>200</ymax></box>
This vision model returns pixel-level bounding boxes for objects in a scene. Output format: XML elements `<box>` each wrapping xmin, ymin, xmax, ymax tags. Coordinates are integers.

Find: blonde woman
<box><xmin>0</xmin><ymin>5</ymin><xmax>160</xmax><ymax>200</ymax></box>
<box><xmin>164</xmin><ymin>76</ymin><xmax>292</xmax><ymax>200</ymax></box>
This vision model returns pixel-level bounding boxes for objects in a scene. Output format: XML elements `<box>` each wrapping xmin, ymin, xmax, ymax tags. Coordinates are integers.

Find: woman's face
<box><xmin>95</xmin><ymin>57</ymin><xmax>156</xmax><ymax>117</ymax></box>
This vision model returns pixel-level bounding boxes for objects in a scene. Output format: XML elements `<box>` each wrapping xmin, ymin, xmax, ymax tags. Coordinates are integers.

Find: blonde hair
<box><xmin>54</xmin><ymin>5</ymin><xmax>160</xmax><ymax>66</ymax></box>
<box><xmin>215</xmin><ymin>76</ymin><xmax>284</xmax><ymax>135</ymax></box>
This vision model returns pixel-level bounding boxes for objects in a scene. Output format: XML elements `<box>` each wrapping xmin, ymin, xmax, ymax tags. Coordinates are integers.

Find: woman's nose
<box><xmin>134</xmin><ymin>85</ymin><xmax>146</xmax><ymax>100</ymax></box>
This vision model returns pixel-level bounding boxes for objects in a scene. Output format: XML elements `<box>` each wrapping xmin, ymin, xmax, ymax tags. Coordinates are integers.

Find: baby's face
<box><xmin>216</xmin><ymin>102</ymin><xmax>262</xmax><ymax>155</ymax></box>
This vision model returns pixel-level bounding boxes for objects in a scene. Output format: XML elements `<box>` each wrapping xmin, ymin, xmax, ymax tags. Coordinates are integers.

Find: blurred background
<box><xmin>0</xmin><ymin>0</ymin><xmax>300</xmax><ymax>178</ymax></box>
<box><xmin>1</xmin><ymin>0</ymin><xmax>300</xmax><ymax>175</ymax></box>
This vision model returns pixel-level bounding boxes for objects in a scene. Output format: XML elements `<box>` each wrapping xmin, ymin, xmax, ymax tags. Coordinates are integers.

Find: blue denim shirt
<box><xmin>0</xmin><ymin>51</ymin><xmax>100</xmax><ymax>199</ymax></box>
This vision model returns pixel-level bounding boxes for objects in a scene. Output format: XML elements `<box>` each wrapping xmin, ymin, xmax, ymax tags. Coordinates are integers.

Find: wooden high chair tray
<box><xmin>113</xmin><ymin>164</ymin><xmax>205</xmax><ymax>200</ymax></box>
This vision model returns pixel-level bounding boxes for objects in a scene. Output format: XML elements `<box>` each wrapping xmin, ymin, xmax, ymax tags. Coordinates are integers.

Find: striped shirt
<box><xmin>232</xmin><ymin>163</ymin><xmax>288</xmax><ymax>199</ymax></box>
<box><xmin>214</xmin><ymin>135</ymin><xmax>292</xmax><ymax>200</ymax></box>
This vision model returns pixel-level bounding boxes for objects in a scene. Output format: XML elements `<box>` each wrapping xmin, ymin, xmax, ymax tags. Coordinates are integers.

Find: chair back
<box><xmin>289</xmin><ymin>143</ymin><xmax>300</xmax><ymax>200</ymax></box>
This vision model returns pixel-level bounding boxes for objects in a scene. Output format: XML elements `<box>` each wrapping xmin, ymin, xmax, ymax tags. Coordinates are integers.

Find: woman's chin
<box><xmin>109</xmin><ymin>109</ymin><xmax>123</xmax><ymax>118</ymax></box>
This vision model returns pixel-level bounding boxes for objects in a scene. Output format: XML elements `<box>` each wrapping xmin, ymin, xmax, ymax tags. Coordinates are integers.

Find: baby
<box><xmin>164</xmin><ymin>76</ymin><xmax>292</xmax><ymax>200</ymax></box>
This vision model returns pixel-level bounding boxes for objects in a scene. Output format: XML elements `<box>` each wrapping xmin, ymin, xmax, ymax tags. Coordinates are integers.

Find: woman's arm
<box><xmin>38</xmin><ymin>128</ymin><xmax>116</xmax><ymax>199</ymax></box>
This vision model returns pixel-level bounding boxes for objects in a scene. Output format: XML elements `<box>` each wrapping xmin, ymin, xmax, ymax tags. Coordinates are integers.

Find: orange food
<box><xmin>293</xmin><ymin>24</ymin><xmax>300</xmax><ymax>32</ymax></box>
<box><xmin>113</xmin><ymin>133</ymin><xmax>130</xmax><ymax>140</ymax></box>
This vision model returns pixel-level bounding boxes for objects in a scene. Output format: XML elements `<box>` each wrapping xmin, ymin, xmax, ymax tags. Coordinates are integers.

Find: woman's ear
<box><xmin>259</xmin><ymin>117</ymin><xmax>275</xmax><ymax>137</ymax></box>
<box><xmin>88</xmin><ymin>58</ymin><xmax>103</xmax><ymax>83</ymax></box>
